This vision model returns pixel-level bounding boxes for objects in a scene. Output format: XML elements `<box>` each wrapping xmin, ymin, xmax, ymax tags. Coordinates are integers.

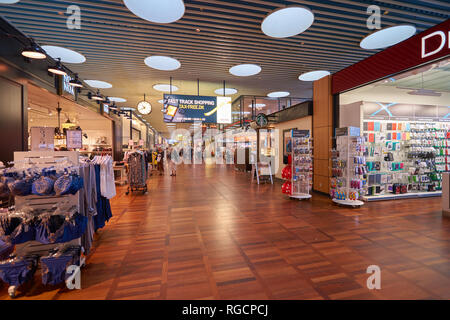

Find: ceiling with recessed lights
<box><xmin>0</xmin><ymin>0</ymin><xmax>448</xmax><ymax>135</ymax></box>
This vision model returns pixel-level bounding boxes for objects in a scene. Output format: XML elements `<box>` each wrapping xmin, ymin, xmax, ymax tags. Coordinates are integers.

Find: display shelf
<box><xmin>362</xmin><ymin>190</ymin><xmax>441</xmax><ymax>201</ymax></box>
<box><xmin>330</xmin><ymin>127</ymin><xmax>367</xmax><ymax>207</ymax></box>
<box><xmin>290</xmin><ymin>130</ymin><xmax>312</xmax><ymax>200</ymax></box>
<box><xmin>290</xmin><ymin>194</ymin><xmax>312</xmax><ymax>200</ymax></box>
<box><xmin>332</xmin><ymin>199</ymin><xmax>364</xmax><ymax>206</ymax></box>
<box><xmin>362</xmin><ymin>120</ymin><xmax>450</xmax><ymax>200</ymax></box>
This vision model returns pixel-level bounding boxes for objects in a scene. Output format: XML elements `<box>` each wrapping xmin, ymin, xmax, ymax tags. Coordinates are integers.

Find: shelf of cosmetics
<box><xmin>0</xmin><ymin>167</ymin><xmax>83</xmax><ymax>198</ymax></box>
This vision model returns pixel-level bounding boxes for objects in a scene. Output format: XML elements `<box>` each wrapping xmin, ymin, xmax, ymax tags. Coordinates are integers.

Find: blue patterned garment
<box><xmin>0</xmin><ymin>256</ymin><xmax>38</xmax><ymax>286</ymax></box>
<box><xmin>35</xmin><ymin>214</ymin><xmax>87</xmax><ymax>244</ymax></box>
<box><xmin>41</xmin><ymin>246</ymin><xmax>81</xmax><ymax>285</ymax></box>
<box><xmin>32</xmin><ymin>176</ymin><xmax>55</xmax><ymax>196</ymax></box>
<box><xmin>0</xmin><ymin>216</ymin><xmax>35</xmax><ymax>245</ymax></box>
<box><xmin>8</xmin><ymin>178</ymin><xmax>32</xmax><ymax>196</ymax></box>
<box><xmin>0</xmin><ymin>239</ymin><xmax>14</xmax><ymax>260</ymax></box>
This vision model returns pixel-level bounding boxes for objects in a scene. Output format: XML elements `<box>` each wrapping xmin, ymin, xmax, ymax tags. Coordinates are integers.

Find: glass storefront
<box><xmin>338</xmin><ymin>57</ymin><xmax>450</xmax><ymax>200</ymax></box>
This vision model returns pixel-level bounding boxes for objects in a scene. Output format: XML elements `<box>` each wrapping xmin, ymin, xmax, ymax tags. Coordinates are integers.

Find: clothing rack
<box><xmin>125</xmin><ymin>150</ymin><xmax>148</xmax><ymax>195</ymax></box>
<box><xmin>7</xmin><ymin>151</ymin><xmax>84</xmax><ymax>297</ymax></box>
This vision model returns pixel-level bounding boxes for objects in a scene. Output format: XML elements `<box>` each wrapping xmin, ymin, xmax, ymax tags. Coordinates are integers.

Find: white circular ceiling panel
<box><xmin>360</xmin><ymin>25</ymin><xmax>416</xmax><ymax>50</ymax></box>
<box><xmin>267</xmin><ymin>91</ymin><xmax>290</xmax><ymax>98</ymax></box>
<box><xmin>229</xmin><ymin>64</ymin><xmax>261</xmax><ymax>77</ymax></box>
<box><xmin>84</xmin><ymin>80</ymin><xmax>113</xmax><ymax>89</ymax></box>
<box><xmin>298</xmin><ymin>70</ymin><xmax>330</xmax><ymax>81</ymax></box>
<box><xmin>41</xmin><ymin>45</ymin><xmax>86</xmax><ymax>64</ymax></box>
<box><xmin>261</xmin><ymin>6</ymin><xmax>314</xmax><ymax>38</ymax></box>
<box><xmin>214</xmin><ymin>88</ymin><xmax>238</xmax><ymax>95</ymax></box>
<box><xmin>123</xmin><ymin>0</ymin><xmax>185</xmax><ymax>23</ymax></box>
<box><xmin>144</xmin><ymin>56</ymin><xmax>181</xmax><ymax>71</ymax></box>
<box><xmin>153</xmin><ymin>84</ymin><xmax>179</xmax><ymax>92</ymax></box>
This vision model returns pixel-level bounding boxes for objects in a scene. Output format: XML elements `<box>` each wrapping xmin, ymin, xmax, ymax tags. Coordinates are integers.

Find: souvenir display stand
<box><xmin>331</xmin><ymin>127</ymin><xmax>367</xmax><ymax>207</ymax></box>
<box><xmin>7</xmin><ymin>151</ymin><xmax>84</xmax><ymax>297</ymax></box>
<box><xmin>290</xmin><ymin>130</ymin><xmax>312</xmax><ymax>200</ymax></box>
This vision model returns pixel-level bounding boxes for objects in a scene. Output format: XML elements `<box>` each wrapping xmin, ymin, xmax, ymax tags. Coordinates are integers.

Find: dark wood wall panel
<box><xmin>0</xmin><ymin>76</ymin><xmax>26</xmax><ymax>164</ymax></box>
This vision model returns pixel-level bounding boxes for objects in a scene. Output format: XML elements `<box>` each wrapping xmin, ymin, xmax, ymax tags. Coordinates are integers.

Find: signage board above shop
<box><xmin>332</xmin><ymin>19</ymin><xmax>450</xmax><ymax>94</ymax></box>
<box><xmin>162</xmin><ymin>94</ymin><xmax>231</xmax><ymax>124</ymax></box>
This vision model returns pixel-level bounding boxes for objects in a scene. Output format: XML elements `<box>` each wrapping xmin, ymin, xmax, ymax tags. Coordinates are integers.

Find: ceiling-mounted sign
<box><xmin>63</xmin><ymin>75</ymin><xmax>75</xmax><ymax>96</ymax></box>
<box><xmin>256</xmin><ymin>113</ymin><xmax>268</xmax><ymax>127</ymax></box>
<box><xmin>103</xmin><ymin>103</ymin><xmax>109</xmax><ymax>115</ymax></box>
<box><xmin>217</xmin><ymin>96</ymin><xmax>232</xmax><ymax>124</ymax></box>
<box><xmin>162</xmin><ymin>94</ymin><xmax>231</xmax><ymax>123</ymax></box>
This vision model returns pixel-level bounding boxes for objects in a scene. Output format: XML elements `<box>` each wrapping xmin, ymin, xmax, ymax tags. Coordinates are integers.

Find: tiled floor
<box><xmin>1</xmin><ymin>164</ymin><xmax>450</xmax><ymax>299</ymax></box>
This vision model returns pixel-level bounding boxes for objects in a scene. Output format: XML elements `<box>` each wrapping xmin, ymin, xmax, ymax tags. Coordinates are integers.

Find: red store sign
<box><xmin>332</xmin><ymin>19</ymin><xmax>450</xmax><ymax>94</ymax></box>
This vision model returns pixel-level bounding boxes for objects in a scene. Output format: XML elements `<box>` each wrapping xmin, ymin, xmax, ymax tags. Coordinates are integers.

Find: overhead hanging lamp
<box><xmin>21</xmin><ymin>40</ymin><xmax>46</xmax><ymax>59</ymax></box>
<box><xmin>69</xmin><ymin>74</ymin><xmax>83</xmax><ymax>88</ymax></box>
<box><xmin>88</xmin><ymin>89</ymin><xmax>103</xmax><ymax>101</ymax></box>
<box><xmin>48</xmin><ymin>58</ymin><xmax>67</xmax><ymax>76</ymax></box>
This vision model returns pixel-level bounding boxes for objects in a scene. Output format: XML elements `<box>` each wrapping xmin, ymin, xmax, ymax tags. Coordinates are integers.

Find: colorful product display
<box><xmin>290</xmin><ymin>130</ymin><xmax>312</xmax><ymax>199</ymax></box>
<box><xmin>363</xmin><ymin>121</ymin><xmax>450</xmax><ymax>198</ymax></box>
<box><xmin>330</xmin><ymin>128</ymin><xmax>367</xmax><ymax>206</ymax></box>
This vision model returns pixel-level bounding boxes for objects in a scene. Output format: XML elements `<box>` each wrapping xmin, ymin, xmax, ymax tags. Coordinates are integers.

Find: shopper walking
<box><xmin>157</xmin><ymin>147</ymin><xmax>164</xmax><ymax>176</ymax></box>
<box><xmin>167</xmin><ymin>147</ymin><xmax>177</xmax><ymax>176</ymax></box>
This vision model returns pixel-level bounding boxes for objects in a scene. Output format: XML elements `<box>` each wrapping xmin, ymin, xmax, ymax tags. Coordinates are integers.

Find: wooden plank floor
<box><xmin>1</xmin><ymin>164</ymin><xmax>450</xmax><ymax>300</ymax></box>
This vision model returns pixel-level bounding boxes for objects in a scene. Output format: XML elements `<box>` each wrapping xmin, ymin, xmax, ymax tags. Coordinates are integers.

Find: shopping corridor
<box><xmin>1</xmin><ymin>164</ymin><xmax>449</xmax><ymax>300</ymax></box>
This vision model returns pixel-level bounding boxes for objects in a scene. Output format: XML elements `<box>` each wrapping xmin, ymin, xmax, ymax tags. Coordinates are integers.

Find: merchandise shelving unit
<box><xmin>331</xmin><ymin>127</ymin><xmax>366</xmax><ymax>207</ymax></box>
<box><xmin>8</xmin><ymin>151</ymin><xmax>85</xmax><ymax>297</ymax></box>
<box><xmin>290</xmin><ymin>130</ymin><xmax>312</xmax><ymax>200</ymax></box>
<box><xmin>361</xmin><ymin>120</ymin><xmax>449</xmax><ymax>201</ymax></box>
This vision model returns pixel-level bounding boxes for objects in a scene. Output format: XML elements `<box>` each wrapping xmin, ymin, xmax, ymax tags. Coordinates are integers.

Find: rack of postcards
<box><xmin>0</xmin><ymin>151</ymin><xmax>86</xmax><ymax>298</ymax></box>
<box><xmin>361</xmin><ymin>120</ymin><xmax>450</xmax><ymax>200</ymax></box>
<box><xmin>289</xmin><ymin>130</ymin><xmax>312</xmax><ymax>199</ymax></box>
<box><xmin>331</xmin><ymin>127</ymin><xmax>367</xmax><ymax>207</ymax></box>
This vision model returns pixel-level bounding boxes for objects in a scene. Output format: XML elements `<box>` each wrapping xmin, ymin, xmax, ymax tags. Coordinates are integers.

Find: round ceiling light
<box><xmin>84</xmin><ymin>80</ymin><xmax>113</xmax><ymax>89</ymax></box>
<box><xmin>22</xmin><ymin>43</ymin><xmax>46</xmax><ymax>59</ymax></box>
<box><xmin>360</xmin><ymin>25</ymin><xmax>416</xmax><ymax>50</ymax></box>
<box><xmin>298</xmin><ymin>70</ymin><xmax>330</xmax><ymax>81</ymax></box>
<box><xmin>123</xmin><ymin>0</ymin><xmax>185</xmax><ymax>23</ymax></box>
<box><xmin>214</xmin><ymin>88</ymin><xmax>238</xmax><ymax>95</ymax></box>
<box><xmin>229</xmin><ymin>64</ymin><xmax>261</xmax><ymax>77</ymax></box>
<box><xmin>153</xmin><ymin>84</ymin><xmax>179</xmax><ymax>92</ymax></box>
<box><xmin>261</xmin><ymin>6</ymin><xmax>314</xmax><ymax>38</ymax></box>
<box><xmin>144</xmin><ymin>56</ymin><xmax>181</xmax><ymax>71</ymax></box>
<box><xmin>109</xmin><ymin>97</ymin><xmax>127</xmax><ymax>103</ymax></box>
<box><xmin>267</xmin><ymin>91</ymin><xmax>290</xmax><ymax>98</ymax></box>
<box><xmin>137</xmin><ymin>101</ymin><xmax>152</xmax><ymax>115</ymax></box>
<box><xmin>41</xmin><ymin>45</ymin><xmax>86</xmax><ymax>64</ymax></box>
